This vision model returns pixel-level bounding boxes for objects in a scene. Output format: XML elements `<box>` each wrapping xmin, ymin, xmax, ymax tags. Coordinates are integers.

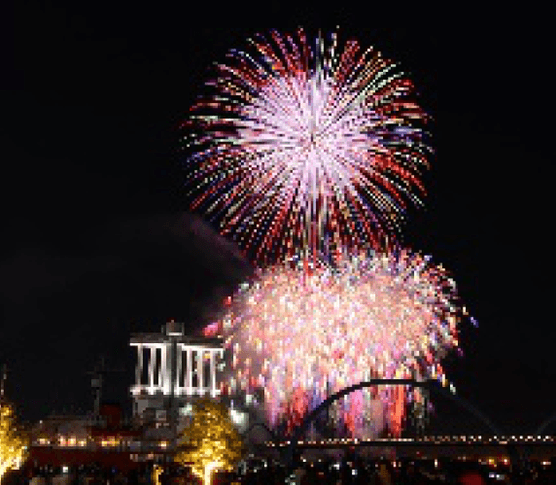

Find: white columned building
<box><xmin>130</xmin><ymin>321</ymin><xmax>224</xmax><ymax>421</ymax></box>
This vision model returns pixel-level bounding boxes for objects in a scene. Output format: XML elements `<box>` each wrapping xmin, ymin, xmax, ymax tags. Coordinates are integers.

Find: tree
<box><xmin>0</xmin><ymin>402</ymin><xmax>27</xmax><ymax>483</ymax></box>
<box><xmin>175</xmin><ymin>399</ymin><xmax>244</xmax><ymax>485</ymax></box>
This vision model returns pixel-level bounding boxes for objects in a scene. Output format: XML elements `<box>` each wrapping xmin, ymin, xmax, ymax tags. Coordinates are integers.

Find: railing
<box><xmin>263</xmin><ymin>435</ymin><xmax>556</xmax><ymax>449</ymax></box>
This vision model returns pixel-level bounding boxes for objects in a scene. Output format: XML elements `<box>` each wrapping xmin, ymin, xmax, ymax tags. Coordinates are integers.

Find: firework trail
<box><xmin>208</xmin><ymin>249</ymin><xmax>465</xmax><ymax>437</ymax></box>
<box><xmin>184</xmin><ymin>28</ymin><xmax>430</xmax><ymax>263</ymax></box>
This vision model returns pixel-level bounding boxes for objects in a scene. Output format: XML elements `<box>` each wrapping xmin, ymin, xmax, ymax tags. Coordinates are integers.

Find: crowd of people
<box><xmin>3</xmin><ymin>456</ymin><xmax>556</xmax><ymax>484</ymax></box>
<box><xmin>238</xmin><ymin>456</ymin><xmax>556</xmax><ymax>484</ymax></box>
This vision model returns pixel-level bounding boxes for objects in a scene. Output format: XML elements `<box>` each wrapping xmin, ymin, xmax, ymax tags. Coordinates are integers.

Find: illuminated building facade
<box><xmin>130</xmin><ymin>321</ymin><xmax>224</xmax><ymax>423</ymax></box>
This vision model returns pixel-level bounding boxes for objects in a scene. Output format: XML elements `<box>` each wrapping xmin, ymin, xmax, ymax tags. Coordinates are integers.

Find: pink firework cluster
<box><xmin>213</xmin><ymin>250</ymin><xmax>463</xmax><ymax>437</ymax></box>
<box><xmin>184</xmin><ymin>28</ymin><xmax>429</xmax><ymax>263</ymax></box>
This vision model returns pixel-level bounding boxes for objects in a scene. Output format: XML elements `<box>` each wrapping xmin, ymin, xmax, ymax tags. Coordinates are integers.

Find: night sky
<box><xmin>3</xmin><ymin>5</ymin><xmax>555</xmax><ymax>436</ymax></box>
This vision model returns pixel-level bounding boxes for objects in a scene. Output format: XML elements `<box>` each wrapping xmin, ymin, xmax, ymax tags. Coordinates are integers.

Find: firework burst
<box><xmin>209</xmin><ymin>249</ymin><xmax>465</xmax><ymax>437</ymax></box>
<box><xmin>184</xmin><ymin>28</ymin><xmax>430</xmax><ymax>262</ymax></box>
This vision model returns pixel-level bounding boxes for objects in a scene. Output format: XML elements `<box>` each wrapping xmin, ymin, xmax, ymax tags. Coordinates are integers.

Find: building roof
<box><xmin>130</xmin><ymin>333</ymin><xmax>223</xmax><ymax>348</ymax></box>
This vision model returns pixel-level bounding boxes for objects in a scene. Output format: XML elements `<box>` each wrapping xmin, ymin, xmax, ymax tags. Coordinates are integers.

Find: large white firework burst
<box><xmin>184</xmin><ymin>28</ymin><xmax>430</xmax><ymax>262</ymax></box>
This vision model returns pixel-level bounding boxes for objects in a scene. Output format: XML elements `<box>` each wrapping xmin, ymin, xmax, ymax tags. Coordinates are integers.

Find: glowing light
<box><xmin>153</xmin><ymin>465</ymin><xmax>163</xmax><ymax>485</ymax></box>
<box><xmin>0</xmin><ymin>403</ymin><xmax>27</xmax><ymax>481</ymax></box>
<box><xmin>214</xmin><ymin>249</ymin><xmax>465</xmax><ymax>437</ymax></box>
<box><xmin>100</xmin><ymin>437</ymin><xmax>120</xmax><ymax>448</ymax></box>
<box><xmin>204</xmin><ymin>461</ymin><xmax>222</xmax><ymax>485</ymax></box>
<box><xmin>175</xmin><ymin>399</ymin><xmax>244</xmax><ymax>481</ymax></box>
<box><xmin>184</xmin><ymin>28</ymin><xmax>430</xmax><ymax>262</ymax></box>
<box><xmin>180</xmin><ymin>404</ymin><xmax>194</xmax><ymax>416</ymax></box>
<box><xmin>229</xmin><ymin>409</ymin><xmax>247</xmax><ymax>427</ymax></box>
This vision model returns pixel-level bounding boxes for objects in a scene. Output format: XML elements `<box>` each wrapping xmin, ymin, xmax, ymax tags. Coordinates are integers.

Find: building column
<box><xmin>197</xmin><ymin>348</ymin><xmax>204</xmax><ymax>395</ymax></box>
<box><xmin>160</xmin><ymin>345</ymin><xmax>167</xmax><ymax>393</ymax></box>
<box><xmin>149</xmin><ymin>345</ymin><xmax>155</xmax><ymax>391</ymax></box>
<box><xmin>176</xmin><ymin>345</ymin><xmax>183</xmax><ymax>396</ymax></box>
<box><xmin>210</xmin><ymin>350</ymin><xmax>216</xmax><ymax>397</ymax></box>
<box><xmin>186</xmin><ymin>348</ymin><xmax>193</xmax><ymax>395</ymax></box>
<box><xmin>136</xmin><ymin>344</ymin><xmax>143</xmax><ymax>387</ymax></box>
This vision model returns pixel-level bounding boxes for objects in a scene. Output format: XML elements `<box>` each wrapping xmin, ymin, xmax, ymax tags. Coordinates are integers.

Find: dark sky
<box><xmin>3</xmin><ymin>4</ymin><xmax>555</xmax><ymax>435</ymax></box>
